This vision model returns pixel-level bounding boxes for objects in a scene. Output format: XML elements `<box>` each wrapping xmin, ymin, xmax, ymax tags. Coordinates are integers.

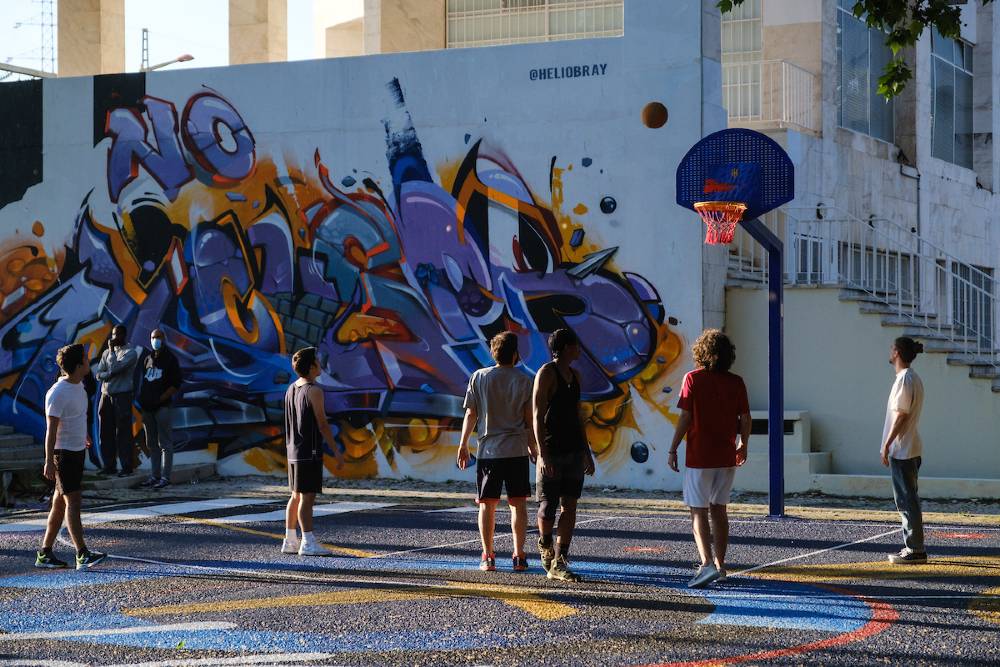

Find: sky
<box><xmin>0</xmin><ymin>0</ymin><xmax>364</xmax><ymax>77</ymax></box>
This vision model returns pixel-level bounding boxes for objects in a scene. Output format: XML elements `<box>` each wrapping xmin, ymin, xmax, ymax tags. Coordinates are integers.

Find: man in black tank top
<box><xmin>532</xmin><ymin>328</ymin><xmax>595</xmax><ymax>582</ymax></box>
<box><xmin>282</xmin><ymin>347</ymin><xmax>344</xmax><ymax>556</ymax></box>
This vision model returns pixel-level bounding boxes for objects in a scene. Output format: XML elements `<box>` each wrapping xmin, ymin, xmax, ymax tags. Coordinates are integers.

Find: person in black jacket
<box><xmin>137</xmin><ymin>329</ymin><xmax>182</xmax><ymax>489</ymax></box>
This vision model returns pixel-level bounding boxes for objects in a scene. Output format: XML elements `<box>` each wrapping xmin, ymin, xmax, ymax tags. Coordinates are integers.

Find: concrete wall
<box><xmin>326</xmin><ymin>18</ymin><xmax>365</xmax><ymax>59</ymax></box>
<box><xmin>364</xmin><ymin>0</ymin><xmax>445</xmax><ymax>55</ymax></box>
<box><xmin>727</xmin><ymin>286</ymin><xmax>1000</xmax><ymax>479</ymax></box>
<box><xmin>57</xmin><ymin>0</ymin><xmax>125</xmax><ymax>77</ymax></box>
<box><xmin>229</xmin><ymin>0</ymin><xmax>288</xmax><ymax>65</ymax></box>
<box><xmin>0</xmin><ymin>1</ymin><xmax>723</xmax><ymax>490</ymax></box>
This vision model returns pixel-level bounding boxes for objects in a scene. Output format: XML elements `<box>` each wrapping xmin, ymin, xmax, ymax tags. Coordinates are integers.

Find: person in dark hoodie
<box><xmin>137</xmin><ymin>329</ymin><xmax>182</xmax><ymax>489</ymax></box>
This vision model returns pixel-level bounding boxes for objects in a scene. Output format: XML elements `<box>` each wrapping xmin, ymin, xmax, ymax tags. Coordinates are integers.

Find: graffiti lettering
<box><xmin>182</xmin><ymin>92</ymin><xmax>256</xmax><ymax>184</ymax></box>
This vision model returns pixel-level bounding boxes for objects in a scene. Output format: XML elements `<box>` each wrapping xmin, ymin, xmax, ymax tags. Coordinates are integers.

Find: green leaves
<box><xmin>719</xmin><ymin>0</ymin><xmax>994</xmax><ymax>99</ymax></box>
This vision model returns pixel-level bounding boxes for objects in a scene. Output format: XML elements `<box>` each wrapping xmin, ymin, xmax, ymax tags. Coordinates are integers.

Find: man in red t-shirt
<box><xmin>668</xmin><ymin>329</ymin><xmax>751</xmax><ymax>589</ymax></box>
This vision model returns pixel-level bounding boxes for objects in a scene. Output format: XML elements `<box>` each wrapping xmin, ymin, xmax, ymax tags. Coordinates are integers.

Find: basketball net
<box><xmin>693</xmin><ymin>201</ymin><xmax>747</xmax><ymax>245</ymax></box>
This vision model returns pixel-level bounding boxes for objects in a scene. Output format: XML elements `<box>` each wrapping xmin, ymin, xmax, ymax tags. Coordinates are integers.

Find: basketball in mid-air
<box><xmin>642</xmin><ymin>102</ymin><xmax>668</xmax><ymax>128</ymax></box>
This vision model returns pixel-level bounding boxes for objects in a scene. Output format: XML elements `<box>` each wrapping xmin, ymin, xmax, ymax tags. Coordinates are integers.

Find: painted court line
<box><xmin>104</xmin><ymin>653</ymin><xmax>336</xmax><ymax>667</ymax></box>
<box><xmin>732</xmin><ymin>527</ymin><xmax>902</xmax><ymax>578</ymax></box>
<box><xmin>0</xmin><ymin>498</ymin><xmax>274</xmax><ymax>533</ymax></box>
<box><xmin>0</xmin><ymin>622</ymin><xmax>236</xmax><ymax>641</ymax></box>
<box><xmin>216</xmin><ymin>501</ymin><xmax>393</xmax><ymax>524</ymax></box>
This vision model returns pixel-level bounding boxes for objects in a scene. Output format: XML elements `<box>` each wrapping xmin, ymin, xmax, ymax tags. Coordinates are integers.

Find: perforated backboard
<box><xmin>676</xmin><ymin>128</ymin><xmax>794</xmax><ymax>223</ymax></box>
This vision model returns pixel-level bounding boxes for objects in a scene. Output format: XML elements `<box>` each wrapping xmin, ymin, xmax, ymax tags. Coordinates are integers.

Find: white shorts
<box><xmin>683</xmin><ymin>467</ymin><xmax>737</xmax><ymax>508</ymax></box>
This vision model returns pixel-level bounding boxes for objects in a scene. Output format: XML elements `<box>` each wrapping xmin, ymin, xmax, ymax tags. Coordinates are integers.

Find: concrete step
<box><xmin>0</xmin><ymin>434</ymin><xmax>36</xmax><ymax>451</ymax></box>
<box><xmin>840</xmin><ymin>289</ymin><xmax>919</xmax><ymax>310</ymax></box>
<box><xmin>810</xmin><ymin>473</ymin><xmax>1000</xmax><ymax>500</ymax></box>
<box><xmin>0</xmin><ymin>425</ymin><xmax>13</xmax><ymax>436</ymax></box>
<box><xmin>82</xmin><ymin>462</ymin><xmax>217</xmax><ymax>491</ymax></box>
<box><xmin>879</xmin><ymin>313</ymin><xmax>940</xmax><ymax>327</ymax></box>
<box><xmin>946</xmin><ymin>353</ymin><xmax>1000</xmax><ymax>367</ymax></box>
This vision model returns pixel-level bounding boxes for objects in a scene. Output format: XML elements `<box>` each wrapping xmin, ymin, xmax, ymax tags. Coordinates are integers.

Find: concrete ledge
<box><xmin>810</xmin><ymin>473</ymin><xmax>1000</xmax><ymax>500</ymax></box>
<box><xmin>83</xmin><ymin>463</ymin><xmax>217</xmax><ymax>491</ymax></box>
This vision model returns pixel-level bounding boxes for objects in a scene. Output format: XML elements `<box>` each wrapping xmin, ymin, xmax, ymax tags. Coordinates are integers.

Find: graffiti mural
<box><xmin>0</xmin><ymin>77</ymin><xmax>685</xmax><ymax>484</ymax></box>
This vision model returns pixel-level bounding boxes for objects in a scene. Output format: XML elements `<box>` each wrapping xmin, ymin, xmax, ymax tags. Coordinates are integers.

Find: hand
<box><xmin>333</xmin><ymin>447</ymin><xmax>345</xmax><ymax>470</ymax></box>
<box><xmin>457</xmin><ymin>444</ymin><xmax>471</xmax><ymax>470</ymax></box>
<box><xmin>43</xmin><ymin>459</ymin><xmax>55</xmax><ymax>481</ymax></box>
<box><xmin>735</xmin><ymin>442</ymin><xmax>748</xmax><ymax>467</ymax></box>
<box><xmin>667</xmin><ymin>450</ymin><xmax>679</xmax><ymax>472</ymax></box>
<box><xmin>528</xmin><ymin>447</ymin><xmax>538</xmax><ymax>465</ymax></box>
<box><xmin>880</xmin><ymin>447</ymin><xmax>890</xmax><ymax>467</ymax></box>
<box><xmin>583</xmin><ymin>454</ymin><xmax>595</xmax><ymax>476</ymax></box>
<box><xmin>539</xmin><ymin>458</ymin><xmax>555</xmax><ymax>478</ymax></box>
<box><xmin>86</xmin><ymin>435</ymin><xmax>93</xmax><ymax>449</ymax></box>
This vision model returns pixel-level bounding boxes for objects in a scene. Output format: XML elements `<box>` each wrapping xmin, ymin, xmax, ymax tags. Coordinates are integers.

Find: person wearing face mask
<box><xmin>137</xmin><ymin>329</ymin><xmax>183</xmax><ymax>489</ymax></box>
<box><xmin>94</xmin><ymin>325</ymin><xmax>139</xmax><ymax>477</ymax></box>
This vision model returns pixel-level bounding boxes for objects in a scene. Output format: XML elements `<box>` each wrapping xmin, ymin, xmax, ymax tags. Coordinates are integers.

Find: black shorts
<box><xmin>53</xmin><ymin>449</ymin><xmax>85</xmax><ymax>495</ymax></box>
<box><xmin>536</xmin><ymin>451</ymin><xmax>586</xmax><ymax>502</ymax></box>
<box><xmin>476</xmin><ymin>456</ymin><xmax>531</xmax><ymax>504</ymax></box>
<box><xmin>288</xmin><ymin>460</ymin><xmax>323</xmax><ymax>494</ymax></box>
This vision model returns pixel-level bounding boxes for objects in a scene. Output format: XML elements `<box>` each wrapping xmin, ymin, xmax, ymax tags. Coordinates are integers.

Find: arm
<box><xmin>94</xmin><ymin>350</ymin><xmax>109</xmax><ymax>380</ymax></box>
<box><xmin>159</xmin><ymin>355</ymin><xmax>182</xmax><ymax>404</ymax></box>
<box><xmin>736</xmin><ymin>413</ymin><xmax>751</xmax><ymax>465</ymax></box>
<box><xmin>532</xmin><ymin>367</ymin><xmax>555</xmax><ymax>476</ymax></box>
<box><xmin>457</xmin><ymin>406</ymin><xmax>478</xmax><ymax>469</ymax></box>
<box><xmin>880</xmin><ymin>411</ymin><xmax>911</xmax><ymax>466</ymax></box>
<box><xmin>308</xmin><ymin>385</ymin><xmax>344</xmax><ymax>468</ymax></box>
<box><xmin>43</xmin><ymin>415</ymin><xmax>59</xmax><ymax>481</ymax></box>
<box><xmin>523</xmin><ymin>400</ymin><xmax>538</xmax><ymax>462</ymax></box>
<box><xmin>104</xmin><ymin>346</ymin><xmax>138</xmax><ymax>378</ymax></box>
<box><xmin>574</xmin><ymin>369</ymin><xmax>595</xmax><ymax>476</ymax></box>
<box><xmin>667</xmin><ymin>410</ymin><xmax>692</xmax><ymax>472</ymax></box>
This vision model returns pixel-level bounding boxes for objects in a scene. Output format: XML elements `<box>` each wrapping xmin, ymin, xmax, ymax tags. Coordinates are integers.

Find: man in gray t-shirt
<box><xmin>458</xmin><ymin>332</ymin><xmax>537</xmax><ymax>573</ymax></box>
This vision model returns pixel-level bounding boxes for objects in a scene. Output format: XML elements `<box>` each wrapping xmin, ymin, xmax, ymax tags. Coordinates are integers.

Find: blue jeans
<box><xmin>890</xmin><ymin>456</ymin><xmax>924</xmax><ymax>553</ymax></box>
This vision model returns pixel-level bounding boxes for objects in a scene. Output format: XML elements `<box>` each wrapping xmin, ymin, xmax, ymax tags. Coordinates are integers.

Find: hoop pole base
<box><xmin>740</xmin><ymin>218</ymin><xmax>785</xmax><ymax>518</ymax></box>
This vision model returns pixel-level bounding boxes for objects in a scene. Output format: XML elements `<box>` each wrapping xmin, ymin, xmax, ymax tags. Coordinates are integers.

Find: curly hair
<box><xmin>56</xmin><ymin>344</ymin><xmax>86</xmax><ymax>376</ymax></box>
<box><xmin>292</xmin><ymin>347</ymin><xmax>318</xmax><ymax>377</ymax></box>
<box><xmin>691</xmin><ymin>329</ymin><xmax>735</xmax><ymax>373</ymax></box>
<box><xmin>490</xmin><ymin>331</ymin><xmax>519</xmax><ymax>365</ymax></box>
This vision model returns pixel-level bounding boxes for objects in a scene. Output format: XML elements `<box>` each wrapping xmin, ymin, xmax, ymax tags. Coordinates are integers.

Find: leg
<box><xmin>98</xmin><ymin>394</ymin><xmax>117</xmax><ymax>472</ymax></box>
<box><xmin>286</xmin><ymin>492</ymin><xmax>300</xmax><ymax>532</ymax></box>
<box><xmin>690</xmin><ymin>507</ymin><xmax>713</xmax><ymax>567</ymax></box>
<box><xmin>158</xmin><ymin>407</ymin><xmax>174</xmax><ymax>481</ymax></box>
<box><xmin>890</xmin><ymin>457</ymin><xmax>925</xmax><ymax>553</ymax></box>
<box><xmin>297</xmin><ymin>492</ymin><xmax>316</xmax><ymax>533</ymax></box>
<box><xmin>509</xmin><ymin>497</ymin><xmax>528</xmax><ymax>557</ymax></box>
<box><xmin>555</xmin><ymin>496</ymin><xmax>578</xmax><ymax>558</ymax></box>
<box><xmin>114</xmin><ymin>393</ymin><xmax>134</xmax><ymax>473</ymax></box>
<box><xmin>709</xmin><ymin>503</ymin><xmax>729</xmax><ymax>570</ymax></box>
<box><xmin>41</xmin><ymin>492</ymin><xmax>66</xmax><ymax>550</ymax></box>
<box><xmin>62</xmin><ymin>491</ymin><xmax>87</xmax><ymax>553</ymax></box>
<box><xmin>143</xmin><ymin>410</ymin><xmax>161</xmax><ymax>480</ymax></box>
<box><xmin>478</xmin><ymin>501</ymin><xmax>497</xmax><ymax>555</ymax></box>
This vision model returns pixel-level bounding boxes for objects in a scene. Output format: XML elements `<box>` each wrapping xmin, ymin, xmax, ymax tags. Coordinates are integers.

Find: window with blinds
<box><xmin>721</xmin><ymin>0</ymin><xmax>762</xmax><ymax>119</ymax></box>
<box><xmin>837</xmin><ymin>0</ymin><xmax>894</xmax><ymax>143</ymax></box>
<box><xmin>931</xmin><ymin>28</ymin><xmax>974</xmax><ymax>169</ymax></box>
<box><xmin>446</xmin><ymin>0</ymin><xmax>624</xmax><ymax>49</ymax></box>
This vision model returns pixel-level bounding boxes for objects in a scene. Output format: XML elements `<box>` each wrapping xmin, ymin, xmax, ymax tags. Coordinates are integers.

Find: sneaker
<box><xmin>298</xmin><ymin>541</ymin><xmax>327</xmax><ymax>556</ymax></box>
<box><xmin>546</xmin><ymin>555</ymin><xmax>582</xmax><ymax>582</ymax></box>
<box><xmin>75</xmin><ymin>550</ymin><xmax>107</xmax><ymax>570</ymax></box>
<box><xmin>888</xmin><ymin>549</ymin><xmax>928</xmax><ymax>565</ymax></box>
<box><xmin>715</xmin><ymin>568</ymin><xmax>728</xmax><ymax>583</ymax></box>
<box><xmin>153</xmin><ymin>478</ymin><xmax>170</xmax><ymax>489</ymax></box>
<box><xmin>281</xmin><ymin>538</ymin><xmax>300</xmax><ymax>554</ymax></box>
<box><xmin>480</xmin><ymin>553</ymin><xmax>496</xmax><ymax>572</ymax></box>
<box><xmin>512</xmin><ymin>554</ymin><xmax>529</xmax><ymax>572</ymax></box>
<box><xmin>688</xmin><ymin>564</ymin><xmax>720</xmax><ymax>589</ymax></box>
<box><xmin>139</xmin><ymin>476</ymin><xmax>157</xmax><ymax>488</ymax></box>
<box><xmin>538</xmin><ymin>538</ymin><xmax>555</xmax><ymax>573</ymax></box>
<box><xmin>116</xmin><ymin>470</ymin><xmax>133</xmax><ymax>478</ymax></box>
<box><xmin>34</xmin><ymin>550</ymin><xmax>68</xmax><ymax>569</ymax></box>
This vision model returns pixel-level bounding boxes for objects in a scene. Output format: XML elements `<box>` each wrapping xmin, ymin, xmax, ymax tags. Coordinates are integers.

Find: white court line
<box><xmin>216</xmin><ymin>502</ymin><xmax>394</xmax><ymax>524</ymax></box>
<box><xmin>731</xmin><ymin>527</ymin><xmax>903</xmax><ymax>578</ymax></box>
<box><xmin>0</xmin><ymin>621</ymin><xmax>236</xmax><ymax>641</ymax></box>
<box><xmin>104</xmin><ymin>653</ymin><xmax>336</xmax><ymax>667</ymax></box>
<box><xmin>0</xmin><ymin>498</ymin><xmax>275</xmax><ymax>533</ymax></box>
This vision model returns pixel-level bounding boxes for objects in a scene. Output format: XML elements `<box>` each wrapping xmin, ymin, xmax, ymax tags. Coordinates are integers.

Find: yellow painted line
<box><xmin>127</xmin><ymin>579</ymin><xmax>576</xmax><ymax>621</ymax></box>
<box><xmin>969</xmin><ymin>586</ymin><xmax>1000</xmax><ymax>625</ymax></box>
<box><xmin>178</xmin><ymin>515</ymin><xmax>375</xmax><ymax>558</ymax></box>
<box><xmin>748</xmin><ymin>555</ymin><xmax>1000</xmax><ymax>583</ymax></box>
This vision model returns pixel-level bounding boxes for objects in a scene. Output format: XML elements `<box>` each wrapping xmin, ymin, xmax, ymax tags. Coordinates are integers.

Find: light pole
<box><xmin>141</xmin><ymin>54</ymin><xmax>194</xmax><ymax>73</ymax></box>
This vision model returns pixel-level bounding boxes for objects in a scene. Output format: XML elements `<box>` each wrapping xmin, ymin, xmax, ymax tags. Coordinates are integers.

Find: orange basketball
<box><xmin>642</xmin><ymin>102</ymin><xmax>668</xmax><ymax>129</ymax></box>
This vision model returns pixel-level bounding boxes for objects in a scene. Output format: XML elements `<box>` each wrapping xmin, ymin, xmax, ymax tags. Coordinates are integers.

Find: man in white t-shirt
<box><xmin>880</xmin><ymin>336</ymin><xmax>926</xmax><ymax>565</ymax></box>
<box><xmin>458</xmin><ymin>332</ymin><xmax>537</xmax><ymax>573</ymax></box>
<box><xmin>35</xmin><ymin>344</ymin><xmax>107</xmax><ymax>570</ymax></box>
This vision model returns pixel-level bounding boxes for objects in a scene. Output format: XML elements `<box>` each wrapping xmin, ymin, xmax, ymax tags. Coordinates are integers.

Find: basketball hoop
<box><xmin>693</xmin><ymin>201</ymin><xmax>747</xmax><ymax>245</ymax></box>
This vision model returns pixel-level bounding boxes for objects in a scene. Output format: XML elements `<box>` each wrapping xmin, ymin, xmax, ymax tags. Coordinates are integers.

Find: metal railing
<box><xmin>722</xmin><ymin>59</ymin><xmax>820</xmax><ymax>134</ymax></box>
<box><xmin>728</xmin><ymin>206</ymin><xmax>998</xmax><ymax>366</ymax></box>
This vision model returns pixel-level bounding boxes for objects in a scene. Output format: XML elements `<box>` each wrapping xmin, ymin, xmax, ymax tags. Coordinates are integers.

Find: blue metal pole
<box><xmin>738</xmin><ymin>218</ymin><xmax>784</xmax><ymax>517</ymax></box>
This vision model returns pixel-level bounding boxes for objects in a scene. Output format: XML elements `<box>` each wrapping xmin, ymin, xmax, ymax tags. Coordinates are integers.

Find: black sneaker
<box><xmin>538</xmin><ymin>538</ymin><xmax>555</xmax><ymax>573</ymax></box>
<box><xmin>153</xmin><ymin>478</ymin><xmax>170</xmax><ymax>489</ymax></box>
<box><xmin>546</xmin><ymin>555</ymin><xmax>582</xmax><ymax>582</ymax></box>
<box><xmin>35</xmin><ymin>550</ymin><xmax>68</xmax><ymax>569</ymax></box>
<box><xmin>75</xmin><ymin>550</ymin><xmax>107</xmax><ymax>570</ymax></box>
<box><xmin>117</xmin><ymin>470</ymin><xmax>133</xmax><ymax>478</ymax></box>
<box><xmin>139</xmin><ymin>476</ymin><xmax>157</xmax><ymax>488</ymax></box>
<box><xmin>888</xmin><ymin>549</ymin><xmax>928</xmax><ymax>565</ymax></box>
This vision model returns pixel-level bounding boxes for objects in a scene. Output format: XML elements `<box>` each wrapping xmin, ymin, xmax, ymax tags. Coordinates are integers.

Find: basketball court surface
<box><xmin>1</xmin><ymin>490</ymin><xmax>998</xmax><ymax>666</ymax></box>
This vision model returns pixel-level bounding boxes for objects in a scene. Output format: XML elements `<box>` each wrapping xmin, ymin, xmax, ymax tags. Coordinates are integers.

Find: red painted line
<box><xmin>623</xmin><ymin>546</ymin><xmax>669</xmax><ymax>554</ymax></box>
<box><xmin>636</xmin><ymin>585</ymin><xmax>898</xmax><ymax>667</ymax></box>
<box><xmin>928</xmin><ymin>531</ymin><xmax>990</xmax><ymax>540</ymax></box>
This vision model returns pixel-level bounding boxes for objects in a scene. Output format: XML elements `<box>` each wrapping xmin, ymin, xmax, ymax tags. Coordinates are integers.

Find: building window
<box><xmin>837</xmin><ymin>0</ymin><xmax>894</xmax><ymax>142</ymax></box>
<box><xmin>931</xmin><ymin>29</ymin><xmax>974</xmax><ymax>169</ymax></box>
<box><xmin>952</xmin><ymin>262</ymin><xmax>994</xmax><ymax>350</ymax></box>
<box><xmin>721</xmin><ymin>0</ymin><xmax>761</xmax><ymax>119</ymax></box>
<box><xmin>446</xmin><ymin>0</ymin><xmax>624</xmax><ymax>49</ymax></box>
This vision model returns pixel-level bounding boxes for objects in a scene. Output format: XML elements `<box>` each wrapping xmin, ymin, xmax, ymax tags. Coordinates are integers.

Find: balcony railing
<box><xmin>722</xmin><ymin>59</ymin><xmax>820</xmax><ymax>134</ymax></box>
<box><xmin>729</xmin><ymin>206</ymin><xmax>998</xmax><ymax>368</ymax></box>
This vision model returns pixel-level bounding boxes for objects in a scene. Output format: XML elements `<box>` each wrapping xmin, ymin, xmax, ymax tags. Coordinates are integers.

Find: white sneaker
<box><xmin>688</xmin><ymin>564</ymin><xmax>720</xmax><ymax>589</ymax></box>
<box><xmin>281</xmin><ymin>538</ymin><xmax>300</xmax><ymax>554</ymax></box>
<box><xmin>298</xmin><ymin>541</ymin><xmax>328</xmax><ymax>556</ymax></box>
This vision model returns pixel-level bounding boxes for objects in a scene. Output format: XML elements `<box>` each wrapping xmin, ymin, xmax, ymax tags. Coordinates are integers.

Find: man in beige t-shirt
<box><xmin>880</xmin><ymin>336</ymin><xmax>926</xmax><ymax>565</ymax></box>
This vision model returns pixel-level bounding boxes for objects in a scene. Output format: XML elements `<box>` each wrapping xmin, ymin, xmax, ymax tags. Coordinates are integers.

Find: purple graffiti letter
<box><xmin>182</xmin><ymin>93</ymin><xmax>256</xmax><ymax>184</ymax></box>
<box><xmin>106</xmin><ymin>97</ymin><xmax>193</xmax><ymax>203</ymax></box>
